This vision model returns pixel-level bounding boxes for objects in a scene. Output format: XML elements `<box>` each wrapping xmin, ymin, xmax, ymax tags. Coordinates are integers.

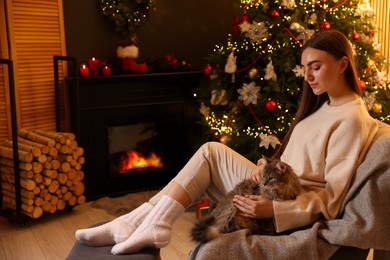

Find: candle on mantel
<box><xmin>88</xmin><ymin>57</ymin><xmax>99</xmax><ymax>76</ymax></box>
<box><xmin>102</xmin><ymin>66</ymin><xmax>111</xmax><ymax>76</ymax></box>
<box><xmin>79</xmin><ymin>64</ymin><xmax>90</xmax><ymax>77</ymax></box>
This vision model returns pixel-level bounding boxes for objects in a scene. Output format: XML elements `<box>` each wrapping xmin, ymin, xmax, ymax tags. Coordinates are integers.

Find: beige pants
<box><xmin>149</xmin><ymin>142</ymin><xmax>258</xmax><ymax>205</ymax></box>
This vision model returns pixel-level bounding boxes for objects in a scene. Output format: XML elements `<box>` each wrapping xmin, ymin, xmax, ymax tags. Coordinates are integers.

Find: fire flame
<box><xmin>120</xmin><ymin>151</ymin><xmax>164</xmax><ymax>172</ymax></box>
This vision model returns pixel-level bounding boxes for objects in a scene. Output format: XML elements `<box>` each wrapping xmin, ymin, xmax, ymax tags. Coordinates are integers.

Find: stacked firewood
<box><xmin>0</xmin><ymin>129</ymin><xmax>86</xmax><ymax>219</ymax></box>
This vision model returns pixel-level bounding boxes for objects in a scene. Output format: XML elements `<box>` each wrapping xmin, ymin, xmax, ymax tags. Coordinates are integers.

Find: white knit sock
<box><xmin>75</xmin><ymin>202</ymin><xmax>153</xmax><ymax>246</ymax></box>
<box><xmin>111</xmin><ymin>195</ymin><xmax>185</xmax><ymax>255</ymax></box>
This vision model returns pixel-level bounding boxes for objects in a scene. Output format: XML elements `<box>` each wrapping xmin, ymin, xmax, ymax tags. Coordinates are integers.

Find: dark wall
<box><xmin>63</xmin><ymin>0</ymin><xmax>241</xmax><ymax>70</ymax></box>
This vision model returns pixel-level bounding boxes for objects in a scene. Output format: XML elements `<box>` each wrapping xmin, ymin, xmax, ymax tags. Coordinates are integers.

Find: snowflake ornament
<box><xmin>362</xmin><ymin>91</ymin><xmax>376</xmax><ymax>111</ymax></box>
<box><xmin>355</xmin><ymin>0</ymin><xmax>374</xmax><ymax>17</ymax></box>
<box><xmin>237</xmin><ymin>82</ymin><xmax>261</xmax><ymax>106</ymax></box>
<box><xmin>259</xmin><ymin>134</ymin><xmax>281</xmax><ymax>150</ymax></box>
<box><xmin>292</xmin><ymin>65</ymin><xmax>305</xmax><ymax>78</ymax></box>
<box><xmin>240</xmin><ymin>21</ymin><xmax>268</xmax><ymax>44</ymax></box>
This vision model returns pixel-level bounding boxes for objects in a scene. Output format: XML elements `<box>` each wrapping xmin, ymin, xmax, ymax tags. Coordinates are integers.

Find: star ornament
<box><xmin>259</xmin><ymin>134</ymin><xmax>281</xmax><ymax>150</ymax></box>
<box><xmin>237</xmin><ymin>82</ymin><xmax>261</xmax><ymax>106</ymax></box>
<box><xmin>292</xmin><ymin>65</ymin><xmax>305</xmax><ymax>78</ymax></box>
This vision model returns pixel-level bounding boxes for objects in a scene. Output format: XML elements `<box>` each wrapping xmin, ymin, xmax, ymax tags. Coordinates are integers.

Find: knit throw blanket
<box><xmin>189</xmin><ymin>122</ymin><xmax>390</xmax><ymax>260</ymax></box>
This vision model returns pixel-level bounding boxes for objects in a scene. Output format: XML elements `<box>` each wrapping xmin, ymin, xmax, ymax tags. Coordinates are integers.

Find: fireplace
<box><xmin>66</xmin><ymin>72</ymin><xmax>203</xmax><ymax>199</ymax></box>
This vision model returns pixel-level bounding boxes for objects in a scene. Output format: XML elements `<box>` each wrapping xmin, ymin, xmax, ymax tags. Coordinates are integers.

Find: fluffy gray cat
<box><xmin>191</xmin><ymin>157</ymin><xmax>302</xmax><ymax>242</ymax></box>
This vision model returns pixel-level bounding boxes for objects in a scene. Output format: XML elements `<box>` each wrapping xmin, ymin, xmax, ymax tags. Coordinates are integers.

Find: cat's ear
<box><xmin>261</xmin><ymin>155</ymin><xmax>272</xmax><ymax>164</ymax></box>
<box><xmin>276</xmin><ymin>161</ymin><xmax>286</xmax><ymax>173</ymax></box>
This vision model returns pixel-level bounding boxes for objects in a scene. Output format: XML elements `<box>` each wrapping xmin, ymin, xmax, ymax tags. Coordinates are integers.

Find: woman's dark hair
<box><xmin>272</xmin><ymin>30</ymin><xmax>361</xmax><ymax>159</ymax></box>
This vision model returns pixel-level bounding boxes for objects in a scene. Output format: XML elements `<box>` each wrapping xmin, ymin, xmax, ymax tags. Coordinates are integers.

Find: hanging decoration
<box><xmin>99</xmin><ymin>0</ymin><xmax>156</xmax><ymax>39</ymax></box>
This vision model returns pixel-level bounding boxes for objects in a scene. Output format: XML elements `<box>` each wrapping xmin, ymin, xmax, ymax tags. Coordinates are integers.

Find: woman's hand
<box><xmin>232</xmin><ymin>195</ymin><xmax>274</xmax><ymax>219</ymax></box>
<box><xmin>251</xmin><ymin>158</ymin><xmax>266</xmax><ymax>183</ymax></box>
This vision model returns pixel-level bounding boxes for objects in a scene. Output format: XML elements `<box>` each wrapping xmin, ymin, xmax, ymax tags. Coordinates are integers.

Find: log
<box><xmin>18</xmin><ymin>137</ymin><xmax>50</xmax><ymax>154</ymax></box>
<box><xmin>18</xmin><ymin>129</ymin><xmax>56</xmax><ymax>147</ymax></box>
<box><xmin>3</xmin><ymin>140</ymin><xmax>41</xmax><ymax>157</ymax></box>
<box><xmin>0</xmin><ymin>145</ymin><xmax>33</xmax><ymax>162</ymax></box>
<box><xmin>0</xmin><ymin>165</ymin><xmax>34</xmax><ymax>178</ymax></box>
<box><xmin>48</xmin><ymin>180</ymin><xmax>59</xmax><ymax>193</ymax></box>
<box><xmin>32</xmin><ymin>162</ymin><xmax>43</xmax><ymax>174</ymax></box>
<box><xmin>0</xmin><ymin>157</ymin><xmax>33</xmax><ymax>171</ymax></box>
<box><xmin>57</xmin><ymin>199</ymin><xmax>66</xmax><ymax>210</ymax></box>
<box><xmin>31</xmin><ymin>129</ymin><xmax>67</xmax><ymax>144</ymax></box>
<box><xmin>77</xmin><ymin>195</ymin><xmax>86</xmax><ymax>205</ymax></box>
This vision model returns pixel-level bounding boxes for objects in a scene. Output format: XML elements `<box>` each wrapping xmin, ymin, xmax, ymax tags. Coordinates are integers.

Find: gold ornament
<box><xmin>219</xmin><ymin>134</ymin><xmax>231</xmax><ymax>144</ymax></box>
<box><xmin>372</xmin><ymin>102</ymin><xmax>382</xmax><ymax>113</ymax></box>
<box><xmin>248</xmin><ymin>67</ymin><xmax>259</xmax><ymax>79</ymax></box>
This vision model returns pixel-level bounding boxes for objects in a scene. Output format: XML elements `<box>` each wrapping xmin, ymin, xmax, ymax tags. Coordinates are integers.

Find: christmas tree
<box><xmin>194</xmin><ymin>0</ymin><xmax>390</xmax><ymax>161</ymax></box>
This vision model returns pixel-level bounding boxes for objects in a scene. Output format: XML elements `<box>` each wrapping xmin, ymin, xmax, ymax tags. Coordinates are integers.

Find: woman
<box><xmin>75</xmin><ymin>30</ymin><xmax>378</xmax><ymax>255</ymax></box>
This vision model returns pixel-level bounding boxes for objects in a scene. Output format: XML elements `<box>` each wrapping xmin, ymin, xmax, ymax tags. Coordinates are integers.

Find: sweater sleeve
<box><xmin>273</xmin><ymin>105</ymin><xmax>378</xmax><ymax>232</ymax></box>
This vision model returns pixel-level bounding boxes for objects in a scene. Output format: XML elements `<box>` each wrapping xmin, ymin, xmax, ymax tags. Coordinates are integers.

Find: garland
<box><xmin>99</xmin><ymin>0</ymin><xmax>156</xmax><ymax>40</ymax></box>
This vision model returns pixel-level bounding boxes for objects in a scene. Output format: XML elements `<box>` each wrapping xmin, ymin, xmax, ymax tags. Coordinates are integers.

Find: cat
<box><xmin>190</xmin><ymin>157</ymin><xmax>302</xmax><ymax>242</ymax></box>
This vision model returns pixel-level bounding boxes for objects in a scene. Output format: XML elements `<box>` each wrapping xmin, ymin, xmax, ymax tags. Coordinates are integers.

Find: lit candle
<box><xmin>102</xmin><ymin>66</ymin><xmax>111</xmax><ymax>76</ymax></box>
<box><xmin>88</xmin><ymin>57</ymin><xmax>99</xmax><ymax>76</ymax></box>
<box><xmin>79</xmin><ymin>64</ymin><xmax>90</xmax><ymax>77</ymax></box>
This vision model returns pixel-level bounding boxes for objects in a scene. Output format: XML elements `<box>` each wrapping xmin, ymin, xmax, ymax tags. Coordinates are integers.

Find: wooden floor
<box><xmin>0</xmin><ymin>202</ymin><xmax>374</xmax><ymax>260</ymax></box>
<box><xmin>0</xmin><ymin>201</ymin><xmax>196</xmax><ymax>260</ymax></box>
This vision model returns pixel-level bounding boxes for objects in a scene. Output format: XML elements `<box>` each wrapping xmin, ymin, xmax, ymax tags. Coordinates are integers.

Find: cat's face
<box><xmin>260</xmin><ymin>160</ymin><xmax>291</xmax><ymax>187</ymax></box>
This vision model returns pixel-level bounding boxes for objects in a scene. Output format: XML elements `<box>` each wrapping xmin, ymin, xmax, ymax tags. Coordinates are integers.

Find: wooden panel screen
<box><xmin>0</xmin><ymin>1</ymin><xmax>11</xmax><ymax>142</ymax></box>
<box><xmin>371</xmin><ymin>0</ymin><xmax>390</xmax><ymax>63</ymax></box>
<box><xmin>0</xmin><ymin>0</ymin><xmax>67</xmax><ymax>143</ymax></box>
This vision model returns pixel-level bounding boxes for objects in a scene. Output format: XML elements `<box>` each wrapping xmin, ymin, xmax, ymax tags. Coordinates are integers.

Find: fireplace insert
<box><xmin>66</xmin><ymin>72</ymin><xmax>203</xmax><ymax>199</ymax></box>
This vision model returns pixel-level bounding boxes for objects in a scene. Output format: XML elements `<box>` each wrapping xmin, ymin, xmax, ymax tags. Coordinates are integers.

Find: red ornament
<box><xmin>270</xmin><ymin>10</ymin><xmax>280</xmax><ymax>18</ymax></box>
<box><xmin>353</xmin><ymin>31</ymin><xmax>360</xmax><ymax>41</ymax></box>
<box><xmin>319</xmin><ymin>21</ymin><xmax>331</xmax><ymax>30</ymax></box>
<box><xmin>265</xmin><ymin>100</ymin><xmax>277</xmax><ymax>112</ymax></box>
<box><xmin>241</xmin><ymin>15</ymin><xmax>250</xmax><ymax>23</ymax></box>
<box><xmin>358</xmin><ymin>80</ymin><xmax>366</xmax><ymax>91</ymax></box>
<box><xmin>203</xmin><ymin>64</ymin><xmax>213</xmax><ymax>76</ymax></box>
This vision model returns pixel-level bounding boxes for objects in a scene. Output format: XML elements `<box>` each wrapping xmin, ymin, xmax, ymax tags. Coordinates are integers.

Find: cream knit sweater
<box><xmin>274</xmin><ymin>98</ymin><xmax>378</xmax><ymax>232</ymax></box>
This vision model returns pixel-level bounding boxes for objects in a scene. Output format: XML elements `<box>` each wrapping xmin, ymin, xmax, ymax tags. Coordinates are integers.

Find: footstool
<box><xmin>66</xmin><ymin>222</ymin><xmax>160</xmax><ymax>260</ymax></box>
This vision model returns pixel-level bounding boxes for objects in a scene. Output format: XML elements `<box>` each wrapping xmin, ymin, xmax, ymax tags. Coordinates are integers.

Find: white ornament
<box><xmin>308</xmin><ymin>13</ymin><xmax>317</xmax><ymax>25</ymax></box>
<box><xmin>281</xmin><ymin>0</ymin><xmax>296</xmax><ymax>10</ymax></box>
<box><xmin>355</xmin><ymin>0</ymin><xmax>374</xmax><ymax>17</ymax></box>
<box><xmin>237</xmin><ymin>82</ymin><xmax>261</xmax><ymax>106</ymax></box>
<box><xmin>239</xmin><ymin>21</ymin><xmax>251</xmax><ymax>33</ymax></box>
<box><xmin>362</xmin><ymin>92</ymin><xmax>376</xmax><ymax>111</ymax></box>
<box><xmin>259</xmin><ymin>134</ymin><xmax>281</xmax><ymax>150</ymax></box>
<box><xmin>210</xmin><ymin>89</ymin><xmax>228</xmax><ymax>105</ymax></box>
<box><xmin>242</xmin><ymin>21</ymin><xmax>268</xmax><ymax>44</ymax></box>
<box><xmin>375</xmin><ymin>69</ymin><xmax>388</xmax><ymax>87</ymax></box>
<box><xmin>292</xmin><ymin>65</ymin><xmax>305</xmax><ymax>78</ymax></box>
<box><xmin>289</xmin><ymin>22</ymin><xmax>301</xmax><ymax>31</ymax></box>
<box><xmin>264</xmin><ymin>57</ymin><xmax>277</xmax><ymax>81</ymax></box>
<box><xmin>225</xmin><ymin>50</ymin><xmax>237</xmax><ymax>74</ymax></box>
<box><xmin>199</xmin><ymin>102</ymin><xmax>210</xmax><ymax>118</ymax></box>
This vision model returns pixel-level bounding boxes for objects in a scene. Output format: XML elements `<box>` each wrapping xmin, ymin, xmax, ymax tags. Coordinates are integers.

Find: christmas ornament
<box><xmin>289</xmin><ymin>22</ymin><xmax>301</xmax><ymax>31</ymax></box>
<box><xmin>265</xmin><ymin>99</ymin><xmax>277</xmax><ymax>111</ymax></box>
<box><xmin>219</xmin><ymin>134</ymin><xmax>231</xmax><ymax>144</ymax></box>
<box><xmin>358</xmin><ymin>80</ymin><xmax>366</xmax><ymax>91</ymax></box>
<box><xmin>210</xmin><ymin>89</ymin><xmax>228</xmax><ymax>105</ymax></box>
<box><xmin>259</xmin><ymin>133</ymin><xmax>281</xmax><ymax>149</ymax></box>
<box><xmin>292</xmin><ymin>65</ymin><xmax>305</xmax><ymax>78</ymax></box>
<box><xmin>203</xmin><ymin>64</ymin><xmax>213</xmax><ymax>75</ymax></box>
<box><xmin>240</xmin><ymin>21</ymin><xmax>268</xmax><ymax>44</ymax></box>
<box><xmin>270</xmin><ymin>10</ymin><xmax>280</xmax><ymax>18</ymax></box>
<box><xmin>320</xmin><ymin>21</ymin><xmax>331</xmax><ymax>30</ymax></box>
<box><xmin>373</xmin><ymin>102</ymin><xmax>383</xmax><ymax>113</ymax></box>
<box><xmin>225</xmin><ymin>50</ymin><xmax>237</xmax><ymax>74</ymax></box>
<box><xmin>199</xmin><ymin>102</ymin><xmax>210</xmax><ymax>118</ymax></box>
<box><xmin>353</xmin><ymin>31</ymin><xmax>360</xmax><ymax>41</ymax></box>
<box><xmin>238</xmin><ymin>82</ymin><xmax>261</xmax><ymax>106</ymax></box>
<box><xmin>117</xmin><ymin>44</ymin><xmax>148</xmax><ymax>73</ymax></box>
<box><xmin>248</xmin><ymin>67</ymin><xmax>259</xmax><ymax>79</ymax></box>
<box><xmin>264</xmin><ymin>57</ymin><xmax>277</xmax><ymax>81</ymax></box>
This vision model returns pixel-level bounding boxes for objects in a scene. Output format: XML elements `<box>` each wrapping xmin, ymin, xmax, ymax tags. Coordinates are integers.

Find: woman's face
<box><xmin>301</xmin><ymin>47</ymin><xmax>345</xmax><ymax>97</ymax></box>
